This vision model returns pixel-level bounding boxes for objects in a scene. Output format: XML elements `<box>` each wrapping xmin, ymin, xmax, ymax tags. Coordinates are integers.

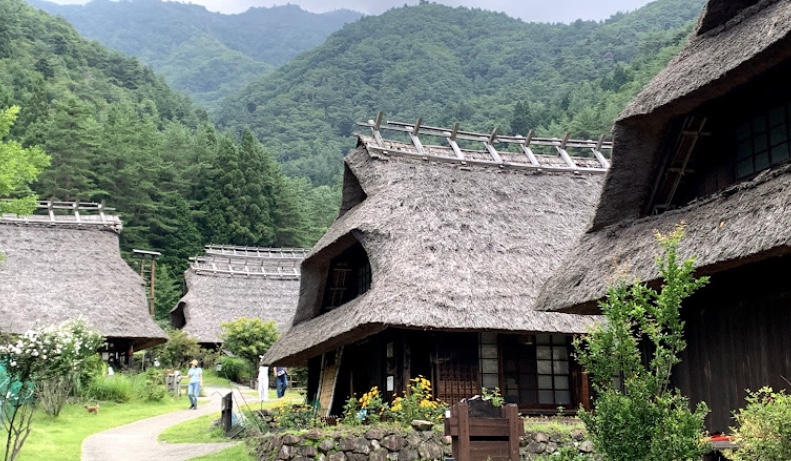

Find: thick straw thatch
<box><xmin>265</xmin><ymin>137</ymin><xmax>605</xmax><ymax>365</ymax></box>
<box><xmin>536</xmin><ymin>0</ymin><xmax>791</xmax><ymax>313</ymax></box>
<box><xmin>592</xmin><ymin>0</ymin><xmax>791</xmax><ymax>230</ymax></box>
<box><xmin>536</xmin><ymin>164</ymin><xmax>791</xmax><ymax>313</ymax></box>
<box><xmin>0</xmin><ymin>222</ymin><xmax>166</xmax><ymax>349</ymax></box>
<box><xmin>172</xmin><ymin>249</ymin><xmax>304</xmax><ymax>344</ymax></box>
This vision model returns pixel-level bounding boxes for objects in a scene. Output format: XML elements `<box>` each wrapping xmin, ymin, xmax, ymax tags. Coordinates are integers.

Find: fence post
<box><xmin>221</xmin><ymin>392</ymin><xmax>233</xmax><ymax>435</ymax></box>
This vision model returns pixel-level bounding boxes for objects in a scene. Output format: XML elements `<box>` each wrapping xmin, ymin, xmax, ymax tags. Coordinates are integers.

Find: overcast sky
<box><xmin>45</xmin><ymin>0</ymin><xmax>658</xmax><ymax>23</ymax></box>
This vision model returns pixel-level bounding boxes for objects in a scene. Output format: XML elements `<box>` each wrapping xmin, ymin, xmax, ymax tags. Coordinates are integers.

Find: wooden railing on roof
<box><xmin>190</xmin><ymin>246</ymin><xmax>309</xmax><ymax>279</ymax></box>
<box><xmin>203</xmin><ymin>245</ymin><xmax>309</xmax><ymax>260</ymax></box>
<box><xmin>0</xmin><ymin>200</ymin><xmax>122</xmax><ymax>229</ymax></box>
<box><xmin>357</xmin><ymin>113</ymin><xmax>612</xmax><ymax>174</ymax></box>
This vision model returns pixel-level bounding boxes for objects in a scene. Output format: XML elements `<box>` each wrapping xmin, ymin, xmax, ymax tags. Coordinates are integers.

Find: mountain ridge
<box><xmin>24</xmin><ymin>0</ymin><xmax>362</xmax><ymax>109</ymax></box>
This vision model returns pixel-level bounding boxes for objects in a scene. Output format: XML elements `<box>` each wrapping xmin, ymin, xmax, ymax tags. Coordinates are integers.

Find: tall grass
<box><xmin>83</xmin><ymin>370</ymin><xmax>166</xmax><ymax>403</ymax></box>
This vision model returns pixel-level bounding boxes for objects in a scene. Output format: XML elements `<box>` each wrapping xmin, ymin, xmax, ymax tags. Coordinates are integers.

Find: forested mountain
<box><xmin>216</xmin><ymin>0</ymin><xmax>705</xmax><ymax>186</ymax></box>
<box><xmin>24</xmin><ymin>0</ymin><xmax>361</xmax><ymax>110</ymax></box>
<box><xmin>0</xmin><ymin>0</ymin><xmax>338</xmax><ymax>321</ymax></box>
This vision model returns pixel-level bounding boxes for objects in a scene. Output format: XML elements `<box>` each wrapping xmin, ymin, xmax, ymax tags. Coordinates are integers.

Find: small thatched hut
<box><xmin>170</xmin><ymin>246</ymin><xmax>306</xmax><ymax>346</ymax></box>
<box><xmin>0</xmin><ymin>202</ymin><xmax>167</xmax><ymax>361</ymax></box>
<box><xmin>536</xmin><ymin>0</ymin><xmax>791</xmax><ymax>431</ymax></box>
<box><xmin>264</xmin><ymin>118</ymin><xmax>609</xmax><ymax>415</ymax></box>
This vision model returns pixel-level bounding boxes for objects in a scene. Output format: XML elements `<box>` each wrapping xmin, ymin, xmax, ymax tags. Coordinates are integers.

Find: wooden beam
<box><xmin>408</xmin><ymin>117</ymin><xmax>426</xmax><ymax>155</ymax></box>
<box><xmin>485</xmin><ymin>127</ymin><xmax>503</xmax><ymax>163</ymax></box>
<box><xmin>371</xmin><ymin>111</ymin><xmax>384</xmax><ymax>147</ymax></box>
<box><xmin>448</xmin><ymin>123</ymin><xmax>465</xmax><ymax>159</ymax></box>
<box><xmin>520</xmin><ymin>129</ymin><xmax>540</xmax><ymax>166</ymax></box>
<box><xmin>555</xmin><ymin>146</ymin><xmax>578</xmax><ymax>169</ymax></box>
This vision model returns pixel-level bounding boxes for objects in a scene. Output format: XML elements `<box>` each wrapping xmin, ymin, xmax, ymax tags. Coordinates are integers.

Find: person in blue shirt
<box><xmin>275</xmin><ymin>366</ymin><xmax>288</xmax><ymax>398</ymax></box>
<box><xmin>187</xmin><ymin>359</ymin><xmax>203</xmax><ymax>409</ymax></box>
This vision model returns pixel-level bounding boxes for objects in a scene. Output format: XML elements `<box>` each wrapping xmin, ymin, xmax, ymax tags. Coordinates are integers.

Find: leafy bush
<box><xmin>272</xmin><ymin>403</ymin><xmax>320</xmax><ymax>430</ymax></box>
<box><xmin>216</xmin><ymin>356</ymin><xmax>255</xmax><ymax>383</ymax></box>
<box><xmin>728</xmin><ymin>387</ymin><xmax>791</xmax><ymax>461</ymax></box>
<box><xmin>87</xmin><ymin>374</ymin><xmax>134</xmax><ymax>403</ymax></box>
<box><xmin>150</xmin><ymin>329</ymin><xmax>200</xmax><ymax>369</ymax></box>
<box><xmin>219</xmin><ymin>318</ymin><xmax>279</xmax><ymax>368</ymax></box>
<box><xmin>197</xmin><ymin>347</ymin><xmax>221</xmax><ymax>371</ymax></box>
<box><xmin>574</xmin><ymin>225</ymin><xmax>710</xmax><ymax>461</ymax></box>
<box><xmin>74</xmin><ymin>354</ymin><xmax>107</xmax><ymax>397</ymax></box>
<box><xmin>132</xmin><ymin>369</ymin><xmax>167</xmax><ymax>402</ymax></box>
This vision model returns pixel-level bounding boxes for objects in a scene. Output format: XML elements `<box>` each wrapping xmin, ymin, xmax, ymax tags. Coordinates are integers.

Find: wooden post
<box><xmin>456</xmin><ymin>401</ymin><xmax>470</xmax><ymax>461</ymax></box>
<box><xmin>506</xmin><ymin>404</ymin><xmax>520</xmax><ymax>461</ymax></box>
<box><xmin>149</xmin><ymin>256</ymin><xmax>156</xmax><ymax>317</ymax></box>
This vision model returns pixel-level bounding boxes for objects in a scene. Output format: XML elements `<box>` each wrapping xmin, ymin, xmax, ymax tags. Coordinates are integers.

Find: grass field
<box><xmin>188</xmin><ymin>444</ymin><xmax>255</xmax><ymax>461</ymax></box>
<box><xmin>11</xmin><ymin>397</ymin><xmax>187</xmax><ymax>461</ymax></box>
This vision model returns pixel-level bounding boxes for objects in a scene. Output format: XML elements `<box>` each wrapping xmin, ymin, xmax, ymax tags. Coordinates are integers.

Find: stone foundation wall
<box><xmin>256</xmin><ymin>427</ymin><xmax>451</xmax><ymax>461</ymax></box>
<box><xmin>255</xmin><ymin>426</ymin><xmax>597</xmax><ymax>461</ymax></box>
<box><xmin>521</xmin><ymin>430</ymin><xmax>595</xmax><ymax>459</ymax></box>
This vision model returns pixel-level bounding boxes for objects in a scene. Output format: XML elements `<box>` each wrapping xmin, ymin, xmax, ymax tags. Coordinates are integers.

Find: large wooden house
<box><xmin>264</xmin><ymin>118</ymin><xmax>610</xmax><ymax>415</ymax></box>
<box><xmin>171</xmin><ymin>245</ymin><xmax>306</xmax><ymax>346</ymax></box>
<box><xmin>0</xmin><ymin>201</ymin><xmax>167</xmax><ymax>363</ymax></box>
<box><xmin>536</xmin><ymin>0</ymin><xmax>791</xmax><ymax>432</ymax></box>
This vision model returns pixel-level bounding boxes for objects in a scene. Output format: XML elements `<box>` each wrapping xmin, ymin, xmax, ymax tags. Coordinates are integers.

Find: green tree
<box><xmin>0</xmin><ymin>106</ymin><xmax>50</xmax><ymax>216</ymax></box>
<box><xmin>574</xmin><ymin>224</ymin><xmax>710</xmax><ymax>461</ymax></box>
<box><xmin>219</xmin><ymin>317</ymin><xmax>279</xmax><ymax>368</ymax></box>
<box><xmin>150</xmin><ymin>329</ymin><xmax>200</xmax><ymax>370</ymax></box>
<box><xmin>34</xmin><ymin>96</ymin><xmax>101</xmax><ymax>201</ymax></box>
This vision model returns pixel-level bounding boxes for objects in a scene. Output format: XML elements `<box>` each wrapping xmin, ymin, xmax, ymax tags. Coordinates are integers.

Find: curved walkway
<box><xmin>81</xmin><ymin>385</ymin><xmax>249</xmax><ymax>461</ymax></box>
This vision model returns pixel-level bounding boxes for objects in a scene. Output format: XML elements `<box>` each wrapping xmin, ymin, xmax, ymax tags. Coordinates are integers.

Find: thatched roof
<box><xmin>536</xmin><ymin>0</ymin><xmax>791</xmax><ymax>313</ymax></box>
<box><xmin>0</xmin><ymin>217</ymin><xmax>166</xmax><ymax>350</ymax></box>
<box><xmin>264</xmin><ymin>132</ymin><xmax>607</xmax><ymax>365</ymax></box>
<box><xmin>171</xmin><ymin>246</ymin><xmax>306</xmax><ymax>344</ymax></box>
<box><xmin>592</xmin><ymin>0</ymin><xmax>791</xmax><ymax>230</ymax></box>
<box><xmin>537</xmin><ymin>163</ymin><xmax>791</xmax><ymax>313</ymax></box>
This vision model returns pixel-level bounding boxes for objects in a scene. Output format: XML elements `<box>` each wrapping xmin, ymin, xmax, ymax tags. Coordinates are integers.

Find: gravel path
<box><xmin>81</xmin><ymin>385</ymin><xmax>252</xmax><ymax>461</ymax></box>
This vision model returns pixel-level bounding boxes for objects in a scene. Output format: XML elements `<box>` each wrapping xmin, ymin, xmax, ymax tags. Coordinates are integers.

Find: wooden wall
<box><xmin>674</xmin><ymin>253</ymin><xmax>791</xmax><ymax>432</ymax></box>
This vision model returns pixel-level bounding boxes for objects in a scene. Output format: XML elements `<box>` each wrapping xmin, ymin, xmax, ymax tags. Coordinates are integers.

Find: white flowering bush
<box><xmin>1</xmin><ymin>319</ymin><xmax>103</xmax><ymax>461</ymax></box>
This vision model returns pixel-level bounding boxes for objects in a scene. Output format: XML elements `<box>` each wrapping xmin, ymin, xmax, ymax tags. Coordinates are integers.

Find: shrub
<box><xmin>74</xmin><ymin>354</ymin><xmax>107</xmax><ymax>397</ymax></box>
<box><xmin>132</xmin><ymin>369</ymin><xmax>167</xmax><ymax>402</ymax></box>
<box><xmin>574</xmin><ymin>225</ymin><xmax>710</xmax><ymax>461</ymax></box>
<box><xmin>150</xmin><ymin>329</ymin><xmax>200</xmax><ymax>369</ymax></box>
<box><xmin>87</xmin><ymin>374</ymin><xmax>134</xmax><ymax>403</ymax></box>
<box><xmin>728</xmin><ymin>387</ymin><xmax>791</xmax><ymax>461</ymax></box>
<box><xmin>272</xmin><ymin>403</ymin><xmax>319</xmax><ymax>430</ymax></box>
<box><xmin>216</xmin><ymin>356</ymin><xmax>255</xmax><ymax>383</ymax></box>
<box><xmin>219</xmin><ymin>318</ymin><xmax>279</xmax><ymax>368</ymax></box>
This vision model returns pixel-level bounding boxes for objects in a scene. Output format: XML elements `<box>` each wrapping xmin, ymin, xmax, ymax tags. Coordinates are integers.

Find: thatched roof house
<box><xmin>535</xmin><ymin>0</ymin><xmax>791</xmax><ymax>431</ymax></box>
<box><xmin>170</xmin><ymin>246</ymin><xmax>306</xmax><ymax>345</ymax></box>
<box><xmin>265</xmin><ymin>118</ymin><xmax>609</xmax><ymax>414</ymax></box>
<box><xmin>0</xmin><ymin>201</ymin><xmax>166</xmax><ymax>351</ymax></box>
<box><xmin>537</xmin><ymin>0</ymin><xmax>791</xmax><ymax>313</ymax></box>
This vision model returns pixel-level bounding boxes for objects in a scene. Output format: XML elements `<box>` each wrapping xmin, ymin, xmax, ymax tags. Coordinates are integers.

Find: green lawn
<box><xmin>14</xmin><ymin>397</ymin><xmax>187</xmax><ymax>461</ymax></box>
<box><xmin>189</xmin><ymin>444</ymin><xmax>255</xmax><ymax>461</ymax></box>
<box><xmin>159</xmin><ymin>393</ymin><xmax>302</xmax><ymax>443</ymax></box>
<box><xmin>158</xmin><ymin>392</ymin><xmax>303</xmax><ymax>461</ymax></box>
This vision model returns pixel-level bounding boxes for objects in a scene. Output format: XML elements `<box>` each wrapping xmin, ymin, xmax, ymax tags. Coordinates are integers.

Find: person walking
<box><xmin>187</xmin><ymin>359</ymin><xmax>203</xmax><ymax>409</ymax></box>
<box><xmin>275</xmin><ymin>366</ymin><xmax>288</xmax><ymax>398</ymax></box>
